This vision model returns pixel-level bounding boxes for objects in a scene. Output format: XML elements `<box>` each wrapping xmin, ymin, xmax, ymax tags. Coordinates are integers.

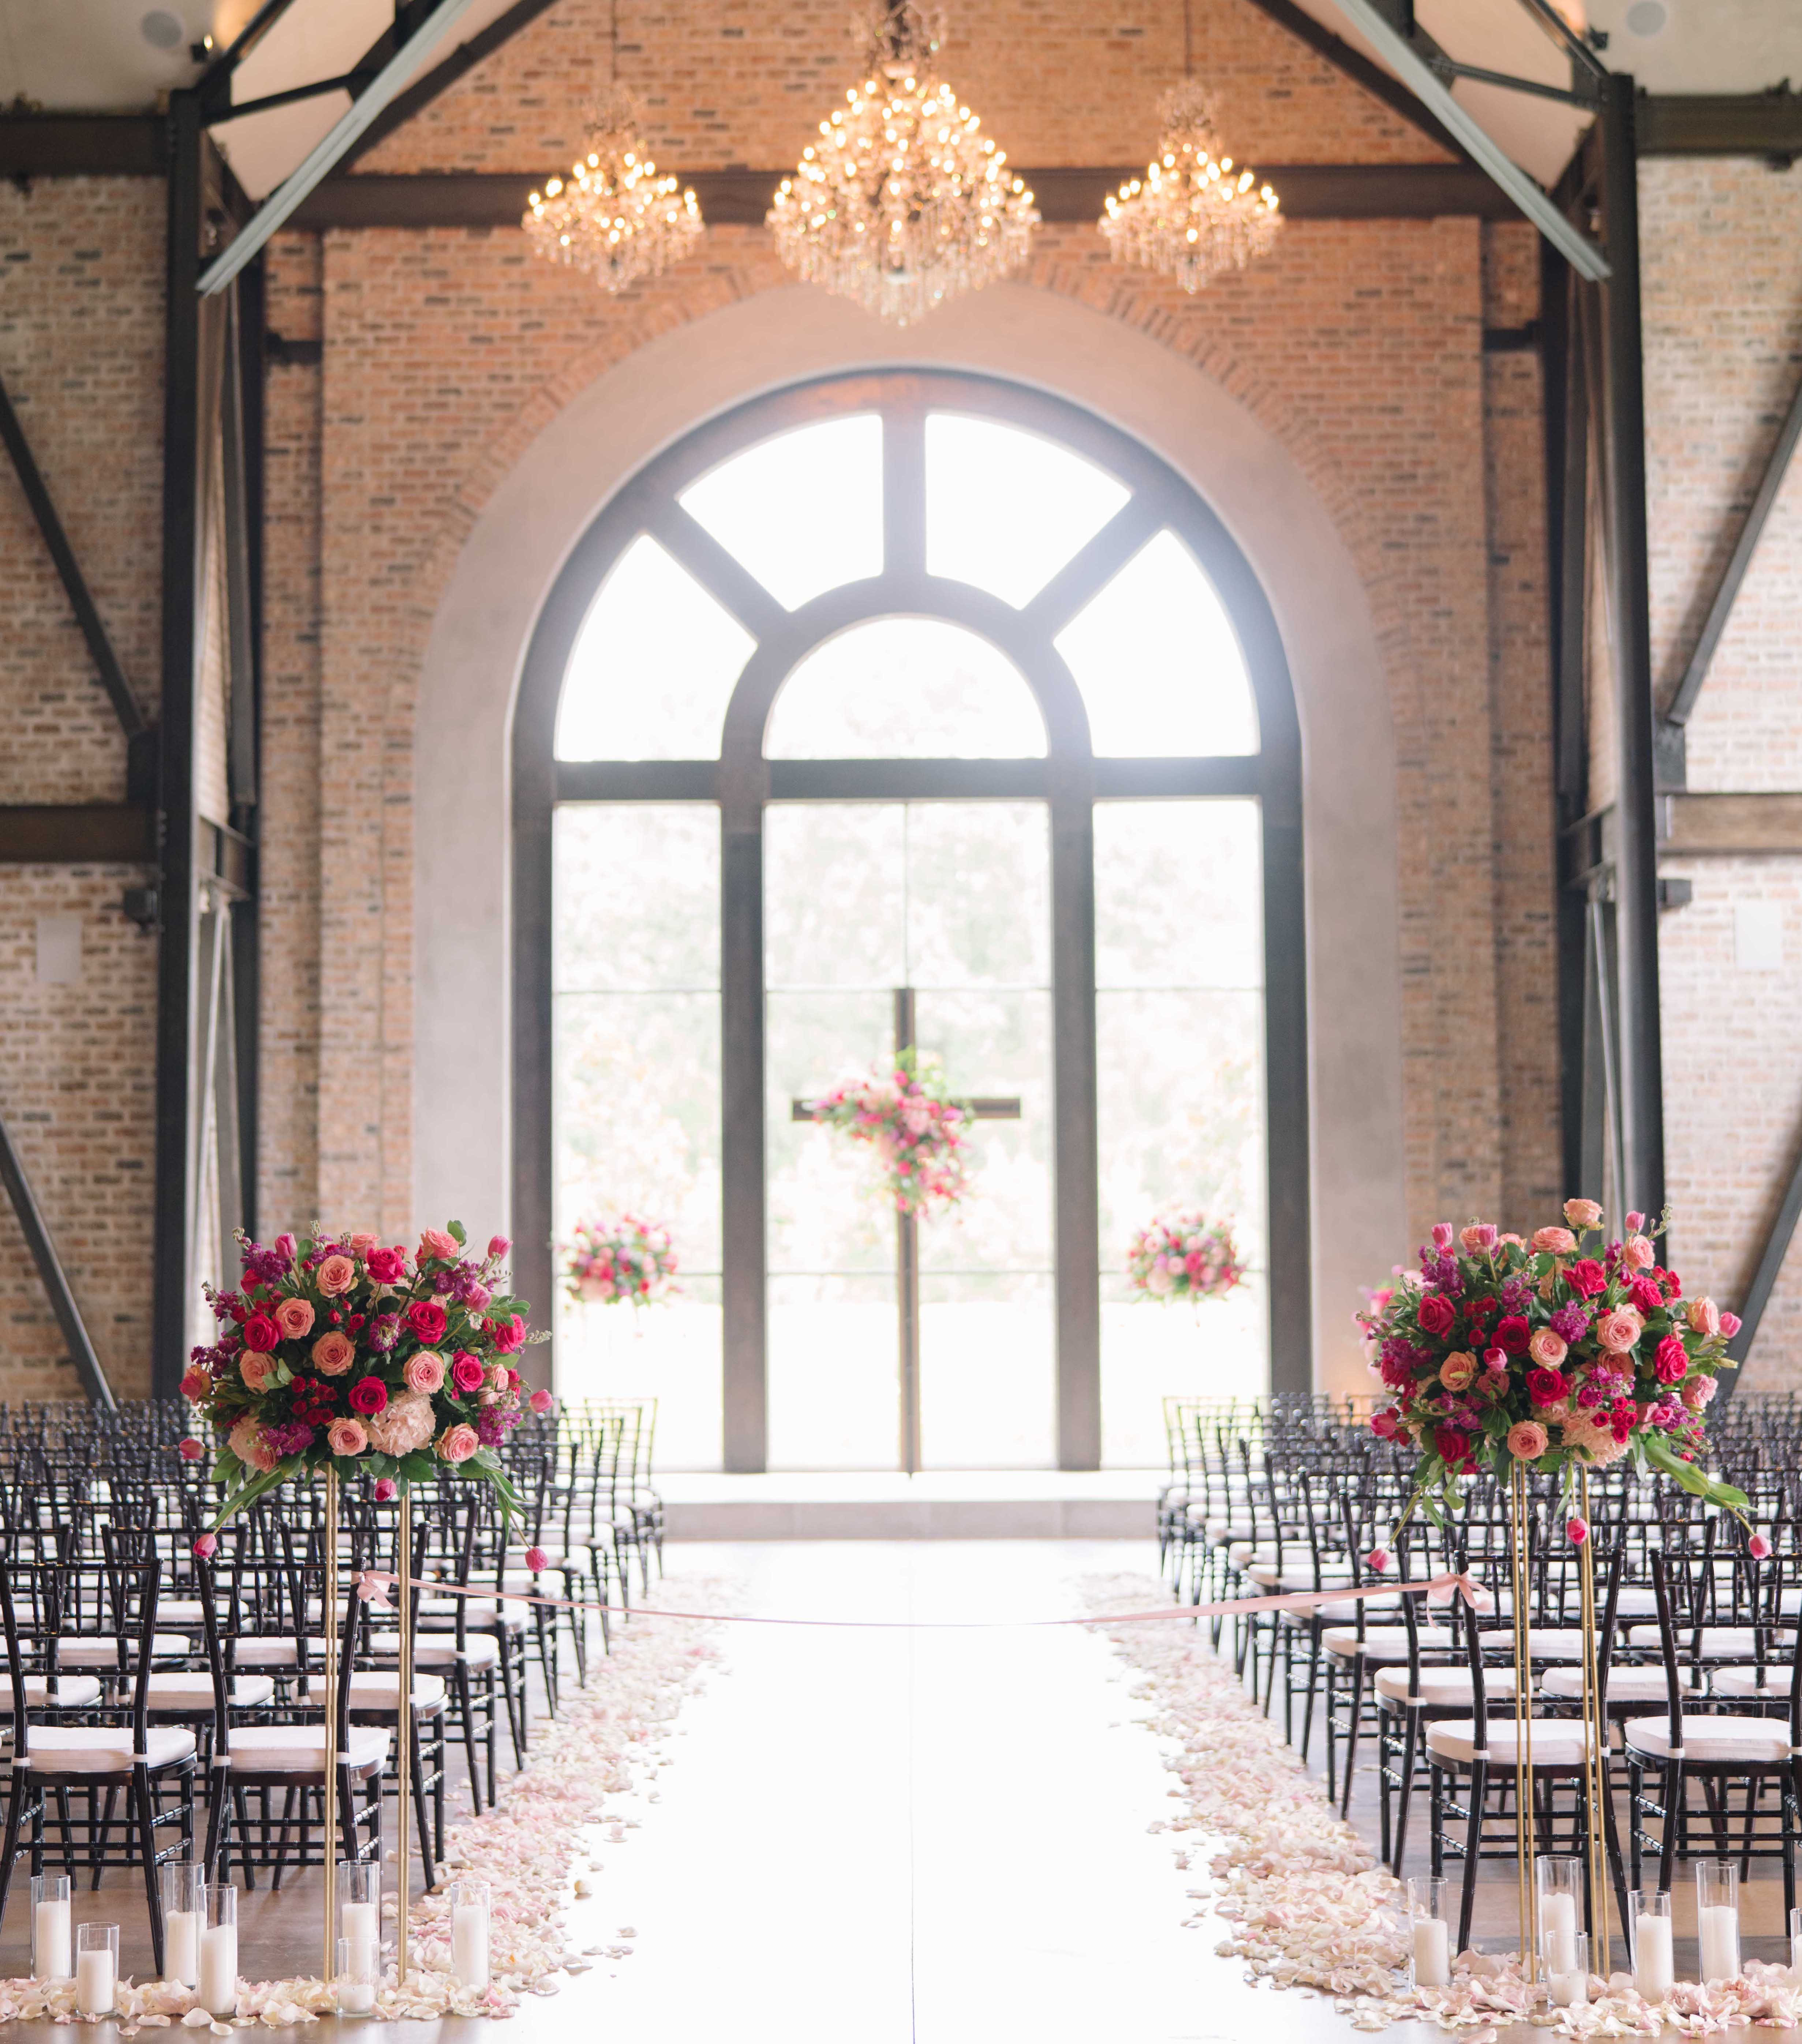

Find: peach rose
<box><xmin>240</xmin><ymin>1352</ymin><xmax>278</xmax><ymax>1393</ymax></box>
<box><xmin>366</xmin><ymin>1391</ymin><xmax>435</xmax><ymax>1457</ymax></box>
<box><xmin>317</xmin><ymin>1254</ymin><xmax>356</xmax><ymax>1297</ymax></box>
<box><xmin>404</xmin><ymin>1352</ymin><xmax>445</xmax><ymax>1395</ymax></box>
<box><xmin>311</xmin><ymin>1330</ymin><xmax>356</xmax><ymax>1375</ymax></box>
<box><xmin>1532</xmin><ymin>1226</ymin><xmax>1577</xmax><ymax>1256</ymax></box>
<box><xmin>1438</xmin><ymin>1352</ymin><xmax>1478</xmax><ymax>1393</ymax></box>
<box><xmin>1564</xmin><ymin>1198</ymin><xmax>1603</xmax><ymax>1229</ymax></box>
<box><xmin>1506</xmin><ymin>1421</ymin><xmax>1549</xmax><ymax>1461</ymax></box>
<box><xmin>1683</xmin><ymin>1374</ymin><xmax>1718</xmax><ymax>1411</ymax></box>
<box><xmin>1528</xmin><ymin>1328</ymin><xmax>1568</xmax><ymax>1369</ymax></box>
<box><xmin>1622</xmin><ymin>1233</ymin><xmax>1656</xmax><ymax>1272</ymax></box>
<box><xmin>1596</xmin><ymin>1307</ymin><xmax>1643</xmax><ymax>1354</ymax></box>
<box><xmin>274</xmin><ymin>1296</ymin><xmax>315</xmax><ymax>1341</ymax></box>
<box><xmin>1687</xmin><ymin>1296</ymin><xmax>1721</xmax><ymax>1338</ymax></box>
<box><xmin>418</xmin><ymin>1228</ymin><xmax>460</xmax><ymax>1264</ymax></box>
<box><xmin>227</xmin><ymin>1415</ymin><xmax>277</xmax><ymax>1475</ymax></box>
<box><xmin>436</xmin><ymin>1423</ymin><xmax>481</xmax><ymax>1465</ymax></box>
<box><xmin>1460</xmin><ymin>1224</ymin><xmax>1499</xmax><ymax>1254</ymax></box>
<box><xmin>326</xmin><ymin>1418</ymin><xmax>369</xmax><ymax>1459</ymax></box>
<box><xmin>347</xmin><ymin>1231</ymin><xmax>380</xmax><ymax>1256</ymax></box>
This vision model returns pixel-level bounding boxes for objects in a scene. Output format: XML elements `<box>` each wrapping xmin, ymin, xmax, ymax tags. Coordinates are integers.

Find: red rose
<box><xmin>1665</xmin><ymin>1269</ymin><xmax>1683</xmax><ymax>1299</ymax></box>
<box><xmin>1494</xmin><ymin>1315</ymin><xmax>1530</xmax><ymax>1355</ymax></box>
<box><xmin>348</xmin><ymin>1376</ymin><xmax>389</xmax><ymax>1416</ymax></box>
<box><xmin>1653</xmin><ymin>1334</ymin><xmax>1689</xmax><ymax>1386</ymax></box>
<box><xmin>1568</xmin><ymin>1258</ymin><xmax>1607</xmax><ymax>1299</ymax></box>
<box><xmin>1527</xmin><ymin>1368</ymin><xmax>1565</xmax><ymax>1407</ymax></box>
<box><xmin>407</xmin><ymin>1300</ymin><xmax>448</xmax><ymax>1344</ymax></box>
<box><xmin>242</xmin><ymin>1313</ymin><xmax>279</xmax><ymax>1354</ymax></box>
<box><xmin>450</xmin><ymin>1351</ymin><xmax>486</xmax><ymax>1395</ymax></box>
<box><xmin>366</xmin><ymin>1246</ymin><xmax>407</xmax><ymax>1285</ymax></box>
<box><xmin>1433</xmin><ymin>1425</ymin><xmax>1472</xmax><ymax>1467</ymax></box>
<box><xmin>1416</xmin><ymin>1295</ymin><xmax>1456</xmax><ymax>1337</ymax></box>
<box><xmin>1629</xmin><ymin>1277</ymin><xmax>1663</xmax><ymax>1316</ymax></box>
<box><xmin>490</xmin><ymin>1314</ymin><xmax>526</xmax><ymax>1354</ymax></box>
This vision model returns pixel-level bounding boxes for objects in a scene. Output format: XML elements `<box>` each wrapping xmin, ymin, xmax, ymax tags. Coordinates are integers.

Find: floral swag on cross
<box><xmin>809</xmin><ymin>1047</ymin><xmax>970</xmax><ymax>1220</ymax></box>
<box><xmin>181</xmin><ymin>1223</ymin><xmax>554</xmax><ymax>1535</ymax></box>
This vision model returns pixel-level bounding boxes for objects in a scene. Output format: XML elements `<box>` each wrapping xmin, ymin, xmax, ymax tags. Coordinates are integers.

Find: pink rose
<box><xmin>418</xmin><ymin>1228</ymin><xmax>459</xmax><ymax>1265</ymax></box>
<box><xmin>528</xmin><ymin>1388</ymin><xmax>556</xmax><ymax>1416</ymax></box>
<box><xmin>1720</xmin><ymin>1311</ymin><xmax>1742</xmax><ymax>1340</ymax></box>
<box><xmin>491</xmin><ymin>1314</ymin><xmax>526</xmax><ymax>1354</ymax></box>
<box><xmin>1684</xmin><ymin>1374</ymin><xmax>1718</xmax><ymax>1410</ymax></box>
<box><xmin>1431</xmin><ymin>1223</ymin><xmax>1454</xmax><ymax>1250</ymax></box>
<box><xmin>1622</xmin><ymin>1233</ymin><xmax>1656</xmax><ymax>1272</ymax></box>
<box><xmin>1564</xmin><ymin>1198</ymin><xmax>1603</xmax><ymax>1229</ymax></box>
<box><xmin>192</xmin><ymin>1534</ymin><xmax>218</xmax><ymax>1560</ymax></box>
<box><xmin>1532</xmin><ymin>1227</ymin><xmax>1577</xmax><ymax>1255</ymax></box>
<box><xmin>404</xmin><ymin>1352</ymin><xmax>445</xmax><ymax>1395</ymax></box>
<box><xmin>373</xmin><ymin>1478</ymin><xmax>398</xmax><ymax>1502</ymax></box>
<box><xmin>242</xmin><ymin>1313</ymin><xmax>279</xmax><ymax>1354</ymax></box>
<box><xmin>451</xmin><ymin>1351</ymin><xmax>486</xmax><ymax>1395</ymax></box>
<box><xmin>1687</xmin><ymin>1297</ymin><xmax>1721</xmax><ymax>1337</ymax></box>
<box><xmin>464</xmin><ymin>1282</ymin><xmax>491</xmax><ymax>1313</ymax></box>
<box><xmin>1653</xmin><ymin>1334</ymin><xmax>1689</xmax><ymax>1385</ymax></box>
<box><xmin>1596</xmin><ymin>1307</ymin><xmax>1643</xmax><ymax>1354</ymax></box>
<box><xmin>487</xmin><ymin>1235</ymin><xmax>511</xmax><ymax>1258</ymax></box>
<box><xmin>366</xmin><ymin>1392</ymin><xmax>435</xmax><ymax>1457</ymax></box>
<box><xmin>1528</xmin><ymin>1328</ymin><xmax>1567</xmax><ymax>1368</ymax></box>
<box><xmin>180</xmin><ymin>1367</ymin><xmax>210</xmax><ymax>1400</ymax></box>
<box><xmin>436</xmin><ymin>1423</ymin><xmax>481</xmax><ymax>1465</ymax></box>
<box><xmin>240</xmin><ymin>1352</ymin><xmax>278</xmax><ymax>1393</ymax></box>
<box><xmin>347</xmin><ymin>1231</ymin><xmax>380</xmax><ymax>1256</ymax></box>
<box><xmin>365</xmin><ymin>1246</ymin><xmax>406</xmax><ymax>1284</ymax></box>
<box><xmin>326</xmin><ymin>1417</ymin><xmax>369</xmax><ymax>1459</ymax></box>
<box><xmin>274</xmin><ymin>1296</ymin><xmax>315</xmax><ymax>1341</ymax></box>
<box><xmin>1438</xmin><ymin>1352</ymin><xmax>1477</xmax><ymax>1393</ymax></box>
<box><xmin>177</xmin><ymin>1436</ymin><xmax>205</xmax><ymax>1463</ymax></box>
<box><xmin>1507</xmin><ymin>1421</ymin><xmax>1549</xmax><ymax>1460</ymax></box>
<box><xmin>311</xmin><ymin>1330</ymin><xmax>356</xmax><ymax>1375</ymax></box>
<box><xmin>1566</xmin><ymin>1516</ymin><xmax>1589</xmax><ymax>1546</ymax></box>
<box><xmin>1460</xmin><ymin>1224</ymin><xmax>1499</xmax><ymax>1254</ymax></box>
<box><xmin>317</xmin><ymin>1254</ymin><xmax>356</xmax><ymax>1297</ymax></box>
<box><xmin>408</xmin><ymin>1300</ymin><xmax>448</xmax><ymax>1345</ymax></box>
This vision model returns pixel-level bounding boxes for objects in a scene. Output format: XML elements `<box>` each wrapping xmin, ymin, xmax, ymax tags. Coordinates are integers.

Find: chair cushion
<box><xmin>55</xmin><ymin>1635</ymin><xmax>191</xmax><ymax>1667</ymax></box>
<box><xmin>417</xmin><ymin>1598</ymin><xmax>526</xmax><ymax>1629</ymax></box>
<box><xmin>154</xmin><ymin>1599</ymin><xmax>219</xmax><ymax>1628</ymax></box>
<box><xmin>1625</xmin><ymin>1625</ymin><xmax>1790</xmax><ymax>1657</ymax></box>
<box><xmin>1377</xmin><ymin>1667</ymin><xmax>1519</xmax><ymax>1707</ymax></box>
<box><xmin>1625</xmin><ymin>1716</ymin><xmax>1794</xmax><ymax>1764</ymax></box>
<box><xmin>1711</xmin><ymin>1667</ymin><xmax>1797</xmax><ymax>1700</ymax></box>
<box><xmin>347</xmin><ymin>1673</ymin><xmax>447</xmax><ymax>1712</ymax></box>
<box><xmin>1321</xmin><ymin>1626</ymin><xmax>1457</xmax><ymax>1661</ymax></box>
<box><xmin>1519</xmin><ymin>1630</ymin><xmax>1590</xmax><ymax>1662</ymax></box>
<box><xmin>373</xmin><ymin>1635</ymin><xmax>501</xmax><ymax>1671</ymax></box>
<box><xmin>0</xmin><ymin>1677</ymin><xmax>104</xmax><ymax>1712</ymax></box>
<box><xmin>1244</xmin><ymin>1564</ymin><xmax>1357</xmax><ymax>1591</ymax></box>
<box><xmin>1541</xmin><ymin>1664</ymin><xmax>1672</xmax><ymax>1702</ymax></box>
<box><xmin>23</xmin><ymin>1726</ymin><xmax>196</xmax><ymax>1774</ymax></box>
<box><xmin>227</xmin><ymin>1725</ymin><xmax>391</xmax><ymax>1772</ymax></box>
<box><xmin>1313</xmin><ymin>1595</ymin><xmax>1400</xmax><ymax>1623</ymax></box>
<box><xmin>145</xmin><ymin>1674</ymin><xmax>276</xmax><ymax>1711</ymax></box>
<box><xmin>1426</xmin><ymin>1718</ymin><xmax>1597</xmax><ymax>1766</ymax></box>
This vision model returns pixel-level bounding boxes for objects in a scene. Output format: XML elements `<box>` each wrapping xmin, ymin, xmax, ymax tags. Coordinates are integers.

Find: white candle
<box><xmin>34</xmin><ymin>1898</ymin><xmax>71</xmax><ymax>1980</ymax></box>
<box><xmin>1413</xmin><ymin>1914</ymin><xmax>1450</xmax><ymax>1988</ymax></box>
<box><xmin>341</xmin><ymin>1900</ymin><xmax>380</xmax><ymax>1979</ymax></box>
<box><xmin>199</xmin><ymin>1923</ymin><xmax>238</xmax><ymax>2017</ymax></box>
<box><xmin>165</xmin><ymin>1908</ymin><xmax>202</xmax><ymax>1987</ymax></box>
<box><xmin>1549</xmin><ymin>1965</ymin><xmax>1588</xmax><ymax>2007</ymax></box>
<box><xmin>1634</xmin><ymin>1912</ymin><xmax>1675</xmax><ymax>1999</ymax></box>
<box><xmin>1699</xmin><ymin>1902</ymin><xmax>1741</xmax><ymax>1983</ymax></box>
<box><xmin>337</xmin><ymin>1980</ymin><xmax>375</xmax><ymax>2014</ymax></box>
<box><xmin>451</xmin><ymin>1903</ymin><xmax>490</xmax><ymax>1989</ymax></box>
<box><xmin>1540</xmin><ymin>1891</ymin><xmax>1578</xmax><ymax>1975</ymax></box>
<box><xmin>75</xmin><ymin>1947</ymin><xmax>114</xmax><ymax>2018</ymax></box>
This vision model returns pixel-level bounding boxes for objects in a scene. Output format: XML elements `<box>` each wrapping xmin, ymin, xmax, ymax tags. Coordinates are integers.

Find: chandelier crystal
<box><xmin>523</xmin><ymin>89</ymin><xmax>703</xmax><ymax>292</ymax></box>
<box><xmin>1099</xmin><ymin>81</ymin><xmax>1281</xmax><ymax>293</ymax></box>
<box><xmin>766</xmin><ymin>4</ymin><xmax>1040</xmax><ymax>327</ymax></box>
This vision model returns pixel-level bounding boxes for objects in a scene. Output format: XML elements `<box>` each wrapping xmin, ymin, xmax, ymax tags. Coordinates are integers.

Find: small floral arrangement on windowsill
<box><xmin>178</xmin><ymin>1222</ymin><xmax>553</xmax><ymax>1535</ymax></box>
<box><xmin>809</xmin><ymin>1047</ymin><xmax>970</xmax><ymax>1220</ymax></box>
<box><xmin>563</xmin><ymin>1212</ymin><xmax>680</xmax><ymax>1307</ymax></box>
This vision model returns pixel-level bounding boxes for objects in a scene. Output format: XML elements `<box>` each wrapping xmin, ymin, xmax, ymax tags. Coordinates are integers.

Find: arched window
<box><xmin>514</xmin><ymin>372</ymin><xmax>1307</xmax><ymax>1472</ymax></box>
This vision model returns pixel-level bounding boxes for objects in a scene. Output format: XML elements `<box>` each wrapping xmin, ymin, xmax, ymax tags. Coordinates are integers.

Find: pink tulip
<box><xmin>1566</xmin><ymin>1517</ymin><xmax>1588</xmax><ymax>1546</ymax></box>
<box><xmin>1749</xmin><ymin>1533</ymin><xmax>1773</xmax><ymax>1561</ymax></box>
<box><xmin>1366</xmin><ymin>1548</ymin><xmax>1391</xmax><ymax>1575</ymax></box>
<box><xmin>176</xmin><ymin>1436</ymin><xmax>205</xmax><ymax>1463</ymax></box>
<box><xmin>192</xmin><ymin>1534</ymin><xmax>218</xmax><ymax>1560</ymax></box>
<box><xmin>525</xmin><ymin>1547</ymin><xmax>550</xmax><ymax>1573</ymax></box>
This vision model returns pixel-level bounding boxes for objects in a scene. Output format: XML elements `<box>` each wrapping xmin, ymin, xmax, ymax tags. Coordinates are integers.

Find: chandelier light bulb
<box><xmin>1099</xmin><ymin>80</ymin><xmax>1281</xmax><ymax>294</ymax></box>
<box><xmin>766</xmin><ymin>3</ymin><xmax>1040</xmax><ymax>326</ymax></box>
<box><xmin>523</xmin><ymin>88</ymin><xmax>704</xmax><ymax>293</ymax></box>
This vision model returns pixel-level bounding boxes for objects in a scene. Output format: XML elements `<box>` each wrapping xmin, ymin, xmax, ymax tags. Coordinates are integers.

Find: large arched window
<box><xmin>513</xmin><ymin>373</ymin><xmax>1308</xmax><ymax>1472</ymax></box>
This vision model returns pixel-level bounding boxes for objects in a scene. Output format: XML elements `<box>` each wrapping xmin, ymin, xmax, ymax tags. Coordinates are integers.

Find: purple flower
<box><xmin>241</xmin><ymin>1243</ymin><xmax>290</xmax><ymax>1286</ymax></box>
<box><xmin>1500</xmin><ymin>1277</ymin><xmax>1531</xmax><ymax>1314</ymax></box>
<box><xmin>263</xmin><ymin>1420</ymin><xmax>316</xmax><ymax>1456</ymax></box>
<box><xmin>434</xmin><ymin>1270</ymin><xmax>457</xmax><ymax>1296</ymax></box>
<box><xmin>1577</xmin><ymin>1382</ymin><xmax>1605</xmax><ymax>1409</ymax></box>
<box><xmin>368</xmin><ymin>1313</ymin><xmax>402</xmax><ymax>1353</ymax></box>
<box><xmin>1550</xmin><ymin>1303</ymin><xmax>1589</xmax><ymax>1343</ymax></box>
<box><xmin>475</xmin><ymin>1410</ymin><xmax>507</xmax><ymax>1446</ymax></box>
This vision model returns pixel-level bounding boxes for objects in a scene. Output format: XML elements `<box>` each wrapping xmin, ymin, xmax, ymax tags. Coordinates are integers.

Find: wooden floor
<box><xmin>6</xmin><ymin>1539</ymin><xmax>1800</xmax><ymax>2040</ymax></box>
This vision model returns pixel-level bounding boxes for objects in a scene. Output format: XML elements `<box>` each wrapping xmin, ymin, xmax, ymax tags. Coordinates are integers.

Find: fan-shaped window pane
<box><xmin>678</xmin><ymin>414</ymin><xmax>883</xmax><ymax>610</ymax></box>
<box><xmin>925</xmin><ymin>413</ymin><xmax>1130</xmax><ymax>608</ymax></box>
<box><xmin>764</xmin><ymin>618</ymin><xmax>1047</xmax><ymax>759</ymax></box>
<box><xmin>555</xmin><ymin>535</ymin><xmax>754</xmax><ymax>761</ymax></box>
<box><xmin>1054</xmin><ymin>530</ymin><xmax>1258</xmax><ymax>756</ymax></box>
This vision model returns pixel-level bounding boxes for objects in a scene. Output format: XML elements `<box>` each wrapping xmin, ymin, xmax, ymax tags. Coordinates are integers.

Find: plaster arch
<box><xmin>411</xmin><ymin>278</ymin><xmax>1404</xmax><ymax>1394</ymax></box>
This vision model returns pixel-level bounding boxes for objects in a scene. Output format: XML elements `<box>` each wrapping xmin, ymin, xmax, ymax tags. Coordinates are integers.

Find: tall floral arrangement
<box><xmin>563</xmin><ymin>1213</ymin><xmax>680</xmax><ymax>1307</ymax></box>
<box><xmin>809</xmin><ymin>1048</ymin><xmax>969</xmax><ymax>1220</ymax></box>
<box><xmin>179</xmin><ymin>1223</ymin><xmax>553</xmax><ymax>1531</ymax></box>
<box><xmin>1359</xmin><ymin>1199</ymin><xmax>1746</xmax><ymax>1519</ymax></box>
<box><xmin>1128</xmin><ymin>1210</ymin><xmax>1245</xmax><ymax>1303</ymax></box>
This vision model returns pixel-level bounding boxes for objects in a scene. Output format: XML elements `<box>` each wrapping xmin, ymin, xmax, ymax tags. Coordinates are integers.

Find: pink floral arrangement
<box><xmin>563</xmin><ymin>1213</ymin><xmax>680</xmax><ymax>1308</ymax></box>
<box><xmin>809</xmin><ymin>1048</ymin><xmax>969</xmax><ymax>1220</ymax></box>
<box><xmin>1358</xmin><ymin>1199</ymin><xmax>1746</xmax><ymax>1517</ymax></box>
<box><xmin>1127</xmin><ymin>1211</ymin><xmax>1245</xmax><ymax>1304</ymax></box>
<box><xmin>181</xmin><ymin>1223</ymin><xmax>552</xmax><ymax>1531</ymax></box>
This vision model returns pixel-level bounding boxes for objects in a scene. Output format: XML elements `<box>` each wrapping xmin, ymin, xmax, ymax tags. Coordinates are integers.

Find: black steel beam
<box><xmin>0</xmin><ymin>1111</ymin><xmax>118</xmax><ymax>1408</ymax></box>
<box><xmin>231</xmin><ymin>256</ymin><xmax>266</xmax><ymax>1240</ymax></box>
<box><xmin>1637</xmin><ymin>89</ymin><xmax>1802</xmax><ymax>158</ymax></box>
<box><xmin>1661</xmin><ymin>363</ymin><xmax>1802</xmax><ymax>742</ymax></box>
<box><xmin>0</xmin><ymin>370</ymin><xmax>147</xmax><ymax>741</ymax></box>
<box><xmin>288</xmin><ymin>162</ymin><xmax>1522</xmax><ymax>231</ymax></box>
<box><xmin>0</xmin><ymin>805</ymin><xmax>156</xmax><ymax>863</ymax></box>
<box><xmin>1726</xmin><ymin>1124</ymin><xmax>1802</xmax><ymax>1370</ymax></box>
<box><xmin>152</xmin><ymin>92</ymin><xmax>205</xmax><ymax>1399</ymax></box>
<box><xmin>196</xmin><ymin>0</ymin><xmax>311</xmax><ymax>119</ymax></box>
<box><xmin>1599</xmin><ymin>73</ymin><xmax>1665</xmax><ymax>1222</ymax></box>
<box><xmin>1238</xmin><ymin>0</ymin><xmax>1469</xmax><ymax>156</ymax></box>
<box><xmin>0</xmin><ymin>116</ymin><xmax>164</xmax><ymax>177</ymax></box>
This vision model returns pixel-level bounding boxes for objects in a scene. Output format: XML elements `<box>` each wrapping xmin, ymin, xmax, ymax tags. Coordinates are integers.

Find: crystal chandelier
<box><xmin>523</xmin><ymin>89</ymin><xmax>703</xmax><ymax>292</ymax></box>
<box><xmin>767</xmin><ymin>4</ymin><xmax>1040</xmax><ymax>327</ymax></box>
<box><xmin>1099</xmin><ymin>81</ymin><xmax>1281</xmax><ymax>293</ymax></box>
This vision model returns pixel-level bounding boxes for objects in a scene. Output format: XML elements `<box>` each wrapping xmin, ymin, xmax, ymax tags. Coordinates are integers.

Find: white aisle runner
<box><xmin>536</xmin><ymin>1540</ymin><xmax>1219</xmax><ymax>2044</ymax></box>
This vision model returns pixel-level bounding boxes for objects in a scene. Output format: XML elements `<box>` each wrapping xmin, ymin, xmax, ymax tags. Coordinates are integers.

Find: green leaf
<box><xmin>399</xmin><ymin>1451</ymin><xmax>436</xmax><ymax>1483</ymax></box>
<box><xmin>448</xmin><ymin>1220</ymin><xmax>467</xmax><ymax>1247</ymax></box>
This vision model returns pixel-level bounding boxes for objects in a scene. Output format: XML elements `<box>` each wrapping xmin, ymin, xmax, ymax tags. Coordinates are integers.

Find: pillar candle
<box><xmin>1634</xmin><ymin>1912</ymin><xmax>1675</xmax><ymax>2000</ymax></box>
<box><xmin>34</xmin><ymin>1898</ymin><xmax>71</xmax><ymax>1981</ymax></box>
<box><xmin>1549</xmin><ymin>1965</ymin><xmax>1588</xmax><ymax>2008</ymax></box>
<box><xmin>1699</xmin><ymin>1903</ymin><xmax>1741</xmax><ymax>1983</ymax></box>
<box><xmin>75</xmin><ymin>1947</ymin><xmax>113</xmax><ymax>2018</ymax></box>
<box><xmin>1412</xmin><ymin>1914</ymin><xmax>1450</xmax><ymax>1988</ymax></box>
<box><xmin>165</xmin><ymin>1909</ymin><xmax>202</xmax><ymax>1988</ymax></box>
<box><xmin>451</xmin><ymin>1903</ymin><xmax>490</xmax><ymax>1990</ymax></box>
<box><xmin>341</xmin><ymin>1900</ymin><xmax>380</xmax><ymax>1979</ymax></box>
<box><xmin>199</xmin><ymin>1923</ymin><xmax>238</xmax><ymax>2018</ymax></box>
<box><xmin>1540</xmin><ymin>1891</ymin><xmax>1578</xmax><ymax>1975</ymax></box>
